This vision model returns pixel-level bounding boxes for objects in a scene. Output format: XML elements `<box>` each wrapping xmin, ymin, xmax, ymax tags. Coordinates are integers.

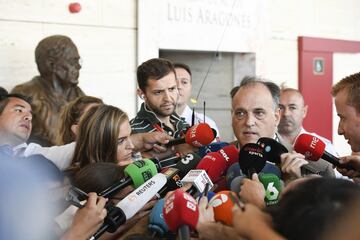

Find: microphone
<box><xmin>260</xmin><ymin>162</ymin><xmax>282</xmax><ymax>178</ymax></box>
<box><xmin>196</xmin><ymin>152</ymin><xmax>229</xmax><ymax>182</ymax></box>
<box><xmin>294</xmin><ymin>133</ymin><xmax>356</xmax><ymax>170</ymax></box>
<box><xmin>239</xmin><ymin>143</ymin><xmax>267</xmax><ymax>178</ymax></box>
<box><xmin>163</xmin><ymin>189</ymin><xmax>199</xmax><ymax>240</ymax></box>
<box><xmin>99</xmin><ymin>159</ymin><xmax>158</xmax><ymax>197</ymax></box>
<box><xmin>91</xmin><ymin>173</ymin><xmax>167</xmax><ymax>239</ymax></box>
<box><xmin>217</xmin><ymin>145</ymin><xmax>239</xmax><ymax>168</ymax></box>
<box><xmin>258</xmin><ymin>173</ymin><xmax>281</xmax><ymax>206</ymax></box>
<box><xmin>165</xmin><ymin>123</ymin><xmax>216</xmax><ymax>147</ymax></box>
<box><xmin>181</xmin><ymin>169</ymin><xmax>214</xmax><ymax>196</ymax></box>
<box><xmin>148</xmin><ymin>198</ymin><xmax>169</xmax><ymax>238</ymax></box>
<box><xmin>198</xmin><ymin>141</ymin><xmax>229</xmax><ymax>158</ymax></box>
<box><xmin>230</xmin><ymin>176</ymin><xmax>246</xmax><ymax>193</ymax></box>
<box><xmin>257</xmin><ymin>137</ymin><xmax>288</xmax><ymax>164</ymax></box>
<box><xmin>175</xmin><ymin>153</ymin><xmax>202</xmax><ymax>178</ymax></box>
<box><xmin>208</xmin><ymin>191</ymin><xmax>237</xmax><ymax>226</ymax></box>
<box><xmin>225</xmin><ymin>163</ymin><xmax>242</xmax><ymax>189</ymax></box>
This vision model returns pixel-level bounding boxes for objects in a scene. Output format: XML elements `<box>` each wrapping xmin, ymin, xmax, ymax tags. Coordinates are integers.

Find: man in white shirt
<box><xmin>278</xmin><ymin>88</ymin><xmax>345</xmax><ymax>178</ymax></box>
<box><xmin>174</xmin><ymin>62</ymin><xmax>220</xmax><ymax>138</ymax></box>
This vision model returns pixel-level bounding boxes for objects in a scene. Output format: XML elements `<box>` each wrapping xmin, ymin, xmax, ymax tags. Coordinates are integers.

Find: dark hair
<box><xmin>332</xmin><ymin>72</ymin><xmax>360</xmax><ymax>113</ymax></box>
<box><xmin>174</xmin><ymin>63</ymin><xmax>192</xmax><ymax>77</ymax></box>
<box><xmin>73</xmin><ymin>162</ymin><xmax>125</xmax><ymax>199</ymax></box>
<box><xmin>269</xmin><ymin>178</ymin><xmax>360</xmax><ymax>240</ymax></box>
<box><xmin>137</xmin><ymin>58</ymin><xmax>175</xmax><ymax>91</ymax></box>
<box><xmin>0</xmin><ymin>87</ymin><xmax>8</xmax><ymax>96</ymax></box>
<box><xmin>0</xmin><ymin>93</ymin><xmax>32</xmax><ymax>115</ymax></box>
<box><xmin>230</xmin><ymin>76</ymin><xmax>280</xmax><ymax>109</ymax></box>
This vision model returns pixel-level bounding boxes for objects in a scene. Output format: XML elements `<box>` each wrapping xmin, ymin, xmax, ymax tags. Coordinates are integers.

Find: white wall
<box><xmin>0</xmin><ymin>0</ymin><xmax>137</xmax><ymax>117</ymax></box>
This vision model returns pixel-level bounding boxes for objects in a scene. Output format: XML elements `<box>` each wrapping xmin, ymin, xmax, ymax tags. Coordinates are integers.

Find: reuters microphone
<box><xmin>163</xmin><ymin>189</ymin><xmax>199</xmax><ymax>240</ymax></box>
<box><xmin>294</xmin><ymin>133</ymin><xmax>356</xmax><ymax>170</ymax></box>
<box><xmin>165</xmin><ymin>123</ymin><xmax>216</xmax><ymax>147</ymax></box>
<box><xmin>91</xmin><ymin>173</ymin><xmax>167</xmax><ymax>239</ymax></box>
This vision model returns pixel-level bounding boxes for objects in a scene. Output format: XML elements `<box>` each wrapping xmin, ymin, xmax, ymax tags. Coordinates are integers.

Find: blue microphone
<box><xmin>198</xmin><ymin>142</ymin><xmax>229</xmax><ymax>158</ymax></box>
<box><xmin>148</xmin><ymin>198</ymin><xmax>169</xmax><ymax>237</ymax></box>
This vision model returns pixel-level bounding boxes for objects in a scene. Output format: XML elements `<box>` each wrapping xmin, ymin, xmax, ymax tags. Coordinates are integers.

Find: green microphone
<box><xmin>99</xmin><ymin>159</ymin><xmax>158</xmax><ymax>197</ymax></box>
<box><xmin>258</xmin><ymin>173</ymin><xmax>281</xmax><ymax>206</ymax></box>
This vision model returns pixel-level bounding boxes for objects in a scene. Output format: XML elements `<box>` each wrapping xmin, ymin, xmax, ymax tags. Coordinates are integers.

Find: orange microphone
<box><xmin>208</xmin><ymin>190</ymin><xmax>237</xmax><ymax>226</ymax></box>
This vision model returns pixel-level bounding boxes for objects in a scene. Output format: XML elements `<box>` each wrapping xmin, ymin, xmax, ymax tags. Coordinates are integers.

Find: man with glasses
<box><xmin>12</xmin><ymin>35</ymin><xmax>85</xmax><ymax>146</ymax></box>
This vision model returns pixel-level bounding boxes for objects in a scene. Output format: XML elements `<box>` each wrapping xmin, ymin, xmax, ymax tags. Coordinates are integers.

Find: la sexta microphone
<box><xmin>239</xmin><ymin>143</ymin><xmax>267</xmax><ymax>178</ymax></box>
<box><xmin>165</xmin><ymin>123</ymin><xmax>216</xmax><ymax>147</ymax></box>
<box><xmin>163</xmin><ymin>189</ymin><xmax>199</xmax><ymax>240</ymax></box>
<box><xmin>208</xmin><ymin>191</ymin><xmax>237</xmax><ymax>226</ymax></box>
<box><xmin>99</xmin><ymin>159</ymin><xmax>158</xmax><ymax>197</ymax></box>
<box><xmin>294</xmin><ymin>133</ymin><xmax>356</xmax><ymax>170</ymax></box>
<box><xmin>148</xmin><ymin>198</ymin><xmax>169</xmax><ymax>237</ymax></box>
<box><xmin>258</xmin><ymin>173</ymin><xmax>281</xmax><ymax>206</ymax></box>
<box><xmin>91</xmin><ymin>173</ymin><xmax>167</xmax><ymax>239</ymax></box>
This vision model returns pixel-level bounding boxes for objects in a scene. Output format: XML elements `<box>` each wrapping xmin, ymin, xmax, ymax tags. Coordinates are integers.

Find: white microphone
<box><xmin>90</xmin><ymin>173</ymin><xmax>167</xmax><ymax>239</ymax></box>
<box><xmin>181</xmin><ymin>169</ymin><xmax>213</xmax><ymax>196</ymax></box>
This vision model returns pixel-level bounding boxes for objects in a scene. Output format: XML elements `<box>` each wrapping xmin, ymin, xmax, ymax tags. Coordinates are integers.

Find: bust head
<box><xmin>35</xmin><ymin>35</ymin><xmax>81</xmax><ymax>87</ymax></box>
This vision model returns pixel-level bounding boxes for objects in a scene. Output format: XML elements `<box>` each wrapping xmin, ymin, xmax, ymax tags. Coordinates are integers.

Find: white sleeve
<box><xmin>23</xmin><ymin>142</ymin><xmax>75</xmax><ymax>170</ymax></box>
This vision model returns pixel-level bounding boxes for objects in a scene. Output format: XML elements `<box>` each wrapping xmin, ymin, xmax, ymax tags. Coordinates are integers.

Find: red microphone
<box><xmin>217</xmin><ymin>145</ymin><xmax>239</xmax><ymax>168</ymax></box>
<box><xmin>294</xmin><ymin>133</ymin><xmax>355</xmax><ymax>170</ymax></box>
<box><xmin>196</xmin><ymin>152</ymin><xmax>228</xmax><ymax>182</ymax></box>
<box><xmin>163</xmin><ymin>189</ymin><xmax>199</xmax><ymax>239</ymax></box>
<box><xmin>208</xmin><ymin>191</ymin><xmax>237</xmax><ymax>226</ymax></box>
<box><xmin>166</xmin><ymin>123</ymin><xmax>215</xmax><ymax>147</ymax></box>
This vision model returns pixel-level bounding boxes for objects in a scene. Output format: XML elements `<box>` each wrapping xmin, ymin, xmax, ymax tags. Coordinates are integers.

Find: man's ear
<box><xmin>45</xmin><ymin>58</ymin><xmax>56</xmax><ymax>72</ymax></box>
<box><xmin>303</xmin><ymin>105</ymin><xmax>308</xmax><ymax>118</ymax></box>
<box><xmin>137</xmin><ymin>89</ymin><xmax>145</xmax><ymax>100</ymax></box>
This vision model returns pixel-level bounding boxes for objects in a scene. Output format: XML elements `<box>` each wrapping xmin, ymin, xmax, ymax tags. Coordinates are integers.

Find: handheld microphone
<box><xmin>148</xmin><ymin>198</ymin><xmax>169</xmax><ymax>237</ymax></box>
<box><xmin>217</xmin><ymin>145</ymin><xmax>239</xmax><ymax>168</ymax></box>
<box><xmin>91</xmin><ymin>173</ymin><xmax>167</xmax><ymax>239</ymax></box>
<box><xmin>198</xmin><ymin>141</ymin><xmax>229</xmax><ymax>158</ymax></box>
<box><xmin>163</xmin><ymin>189</ymin><xmax>199</xmax><ymax>240</ymax></box>
<box><xmin>225</xmin><ymin>163</ymin><xmax>242</xmax><ymax>189</ymax></box>
<box><xmin>196</xmin><ymin>152</ymin><xmax>228</xmax><ymax>182</ymax></box>
<box><xmin>294</xmin><ymin>133</ymin><xmax>356</xmax><ymax>170</ymax></box>
<box><xmin>230</xmin><ymin>176</ymin><xmax>246</xmax><ymax>193</ymax></box>
<box><xmin>175</xmin><ymin>153</ymin><xmax>202</xmax><ymax>178</ymax></box>
<box><xmin>258</xmin><ymin>173</ymin><xmax>281</xmax><ymax>206</ymax></box>
<box><xmin>99</xmin><ymin>159</ymin><xmax>158</xmax><ymax>197</ymax></box>
<box><xmin>239</xmin><ymin>143</ymin><xmax>267</xmax><ymax>178</ymax></box>
<box><xmin>257</xmin><ymin>137</ymin><xmax>288</xmax><ymax>164</ymax></box>
<box><xmin>208</xmin><ymin>191</ymin><xmax>237</xmax><ymax>226</ymax></box>
<box><xmin>181</xmin><ymin>169</ymin><xmax>214</xmax><ymax>196</ymax></box>
<box><xmin>165</xmin><ymin>123</ymin><xmax>216</xmax><ymax>147</ymax></box>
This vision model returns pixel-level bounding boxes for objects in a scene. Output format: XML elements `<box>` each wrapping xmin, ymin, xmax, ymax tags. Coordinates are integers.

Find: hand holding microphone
<box><xmin>239</xmin><ymin>173</ymin><xmax>266</xmax><ymax>209</ymax></box>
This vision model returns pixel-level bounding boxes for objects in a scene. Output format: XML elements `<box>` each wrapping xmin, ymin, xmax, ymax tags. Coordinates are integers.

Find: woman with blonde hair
<box><xmin>56</xmin><ymin>96</ymin><xmax>103</xmax><ymax>145</ymax></box>
<box><xmin>70</xmin><ymin>104</ymin><xmax>135</xmax><ymax>171</ymax></box>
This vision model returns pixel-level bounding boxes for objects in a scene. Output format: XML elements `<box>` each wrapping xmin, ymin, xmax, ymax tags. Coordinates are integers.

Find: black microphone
<box><xmin>239</xmin><ymin>143</ymin><xmax>266</xmax><ymax>178</ymax></box>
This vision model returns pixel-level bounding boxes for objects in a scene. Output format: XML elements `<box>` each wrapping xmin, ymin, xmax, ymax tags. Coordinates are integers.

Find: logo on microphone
<box><xmin>310</xmin><ymin>136</ymin><xmax>319</xmax><ymax>149</ymax></box>
<box><xmin>219</xmin><ymin>149</ymin><xmax>230</xmax><ymax>162</ymax></box>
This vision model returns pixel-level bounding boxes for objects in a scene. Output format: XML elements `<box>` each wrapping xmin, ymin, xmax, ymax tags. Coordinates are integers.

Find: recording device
<box><xmin>90</xmin><ymin>173</ymin><xmax>167</xmax><ymax>239</ymax></box>
<box><xmin>148</xmin><ymin>198</ymin><xmax>170</xmax><ymax>238</ymax></box>
<box><xmin>239</xmin><ymin>143</ymin><xmax>266</xmax><ymax>178</ymax></box>
<box><xmin>196</xmin><ymin>152</ymin><xmax>228</xmax><ymax>182</ymax></box>
<box><xmin>258</xmin><ymin>173</ymin><xmax>281</xmax><ymax>206</ymax></box>
<box><xmin>181</xmin><ymin>169</ymin><xmax>214</xmax><ymax>196</ymax></box>
<box><xmin>294</xmin><ymin>133</ymin><xmax>356</xmax><ymax>170</ymax></box>
<box><xmin>163</xmin><ymin>189</ymin><xmax>199</xmax><ymax>240</ymax></box>
<box><xmin>165</xmin><ymin>123</ymin><xmax>216</xmax><ymax>147</ymax></box>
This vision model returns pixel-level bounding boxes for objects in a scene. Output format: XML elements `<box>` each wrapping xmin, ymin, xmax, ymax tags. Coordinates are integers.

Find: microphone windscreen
<box><xmin>218</xmin><ymin>145</ymin><xmax>239</xmax><ymax>168</ymax></box>
<box><xmin>208</xmin><ymin>191</ymin><xmax>236</xmax><ymax>226</ymax></box>
<box><xmin>124</xmin><ymin>159</ymin><xmax>158</xmax><ymax>188</ymax></box>
<box><xmin>196</xmin><ymin>152</ymin><xmax>227</xmax><ymax>182</ymax></box>
<box><xmin>294</xmin><ymin>133</ymin><xmax>325</xmax><ymax>161</ymax></box>
<box><xmin>185</xmin><ymin>123</ymin><xmax>215</xmax><ymax>147</ymax></box>
<box><xmin>225</xmin><ymin>163</ymin><xmax>242</xmax><ymax>189</ymax></box>
<box><xmin>257</xmin><ymin>137</ymin><xmax>288</xmax><ymax>164</ymax></box>
<box><xmin>198</xmin><ymin>142</ymin><xmax>229</xmax><ymax>158</ymax></box>
<box><xmin>148</xmin><ymin>198</ymin><xmax>169</xmax><ymax>236</ymax></box>
<box><xmin>258</xmin><ymin>173</ymin><xmax>281</xmax><ymax>206</ymax></box>
<box><xmin>260</xmin><ymin>163</ymin><xmax>281</xmax><ymax>178</ymax></box>
<box><xmin>163</xmin><ymin>189</ymin><xmax>199</xmax><ymax>232</ymax></box>
<box><xmin>239</xmin><ymin>143</ymin><xmax>266</xmax><ymax>178</ymax></box>
<box><xmin>230</xmin><ymin>176</ymin><xmax>246</xmax><ymax>193</ymax></box>
<box><xmin>175</xmin><ymin>153</ymin><xmax>201</xmax><ymax>178</ymax></box>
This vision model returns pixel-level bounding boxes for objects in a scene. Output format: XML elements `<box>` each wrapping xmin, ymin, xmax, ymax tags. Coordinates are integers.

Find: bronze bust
<box><xmin>11</xmin><ymin>35</ymin><xmax>85</xmax><ymax>146</ymax></box>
